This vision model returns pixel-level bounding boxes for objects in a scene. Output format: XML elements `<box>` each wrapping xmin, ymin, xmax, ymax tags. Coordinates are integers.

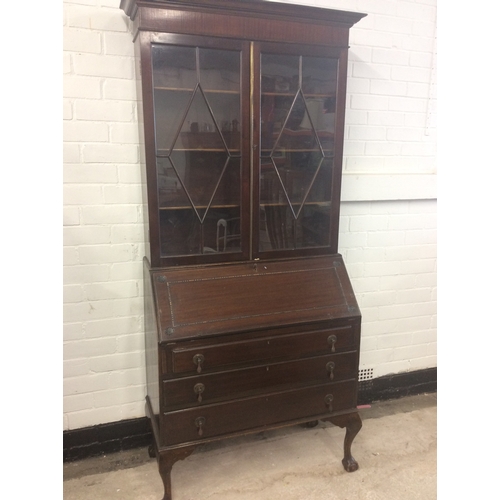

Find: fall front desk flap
<box><xmin>151</xmin><ymin>255</ymin><xmax>360</xmax><ymax>342</ymax></box>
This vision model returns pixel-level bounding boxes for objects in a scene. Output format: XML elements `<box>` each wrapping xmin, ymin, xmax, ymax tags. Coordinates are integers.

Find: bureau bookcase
<box><xmin>120</xmin><ymin>1</ymin><xmax>367</xmax><ymax>498</ymax></box>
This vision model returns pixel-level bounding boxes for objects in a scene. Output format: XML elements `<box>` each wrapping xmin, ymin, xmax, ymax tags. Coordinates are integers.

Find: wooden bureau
<box><xmin>144</xmin><ymin>254</ymin><xmax>363</xmax><ymax>498</ymax></box>
<box><xmin>121</xmin><ymin>1</ymin><xmax>367</xmax><ymax>498</ymax></box>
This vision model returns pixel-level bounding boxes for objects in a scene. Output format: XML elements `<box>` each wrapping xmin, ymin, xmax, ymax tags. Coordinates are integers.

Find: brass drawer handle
<box><xmin>193</xmin><ymin>354</ymin><xmax>205</xmax><ymax>373</ymax></box>
<box><xmin>327</xmin><ymin>334</ymin><xmax>337</xmax><ymax>352</ymax></box>
<box><xmin>194</xmin><ymin>383</ymin><xmax>205</xmax><ymax>403</ymax></box>
<box><xmin>324</xmin><ymin>394</ymin><xmax>334</xmax><ymax>412</ymax></box>
<box><xmin>195</xmin><ymin>416</ymin><xmax>206</xmax><ymax>436</ymax></box>
<box><xmin>326</xmin><ymin>361</ymin><xmax>336</xmax><ymax>380</ymax></box>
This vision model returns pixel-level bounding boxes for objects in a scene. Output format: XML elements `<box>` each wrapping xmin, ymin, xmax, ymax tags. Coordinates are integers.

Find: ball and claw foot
<box><xmin>325</xmin><ymin>412</ymin><xmax>362</xmax><ymax>473</ymax></box>
<box><xmin>342</xmin><ymin>456</ymin><xmax>359</xmax><ymax>472</ymax></box>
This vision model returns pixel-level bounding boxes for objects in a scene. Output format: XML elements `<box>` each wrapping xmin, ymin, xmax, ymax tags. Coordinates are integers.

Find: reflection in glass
<box><xmin>152</xmin><ymin>44</ymin><xmax>242</xmax><ymax>257</ymax></box>
<box><xmin>260</xmin><ymin>53</ymin><xmax>338</xmax><ymax>251</ymax></box>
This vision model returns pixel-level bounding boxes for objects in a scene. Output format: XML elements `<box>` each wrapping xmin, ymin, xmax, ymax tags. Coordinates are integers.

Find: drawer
<box><xmin>161</xmin><ymin>380</ymin><xmax>357</xmax><ymax>446</ymax></box>
<box><xmin>169</xmin><ymin>324</ymin><xmax>358</xmax><ymax>375</ymax></box>
<box><xmin>163</xmin><ymin>351</ymin><xmax>358</xmax><ymax>410</ymax></box>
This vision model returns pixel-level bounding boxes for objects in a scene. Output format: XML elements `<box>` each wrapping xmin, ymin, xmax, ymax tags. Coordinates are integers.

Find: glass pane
<box><xmin>158</xmin><ymin>157</ymin><xmax>241</xmax><ymax>256</ymax></box>
<box><xmin>199</xmin><ymin>49</ymin><xmax>240</xmax><ymax>92</ymax></box>
<box><xmin>259</xmin><ymin>202</ymin><xmax>331</xmax><ymax>251</ymax></box>
<box><xmin>152</xmin><ymin>46</ymin><xmax>197</xmax><ymax>154</ymax></box>
<box><xmin>204</xmin><ymin>92</ymin><xmax>241</xmax><ymax>152</ymax></box>
<box><xmin>152</xmin><ymin>45</ymin><xmax>197</xmax><ymax>90</ymax></box>
<box><xmin>159</xmin><ymin>207</ymin><xmax>201</xmax><ymax>257</ymax></box>
<box><xmin>302</xmin><ymin>56</ymin><xmax>337</xmax><ymax>152</ymax></box>
<box><xmin>302</xmin><ymin>56</ymin><xmax>337</xmax><ymax>95</ymax></box>
<box><xmin>157</xmin><ymin>158</ymin><xmax>189</xmax><ymax>209</ymax></box>
<box><xmin>153</xmin><ymin>90</ymin><xmax>192</xmax><ymax>153</ymax></box>
<box><xmin>261</xmin><ymin>54</ymin><xmax>300</xmax><ymax>95</ymax></box>
<box><xmin>152</xmin><ymin>44</ymin><xmax>242</xmax><ymax>258</ymax></box>
<box><xmin>259</xmin><ymin>52</ymin><xmax>337</xmax><ymax>252</ymax></box>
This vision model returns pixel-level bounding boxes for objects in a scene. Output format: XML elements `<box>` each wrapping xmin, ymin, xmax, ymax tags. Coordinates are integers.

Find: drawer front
<box><xmin>161</xmin><ymin>380</ymin><xmax>357</xmax><ymax>446</ymax></box>
<box><xmin>170</xmin><ymin>324</ymin><xmax>358</xmax><ymax>375</ymax></box>
<box><xmin>163</xmin><ymin>351</ymin><xmax>358</xmax><ymax>410</ymax></box>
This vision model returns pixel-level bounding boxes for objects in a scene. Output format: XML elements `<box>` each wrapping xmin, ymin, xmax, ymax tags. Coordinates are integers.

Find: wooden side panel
<box><xmin>144</xmin><ymin>258</ymin><xmax>160</xmax><ymax>415</ymax></box>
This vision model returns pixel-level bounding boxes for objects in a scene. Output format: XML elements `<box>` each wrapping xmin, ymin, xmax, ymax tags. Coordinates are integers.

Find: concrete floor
<box><xmin>63</xmin><ymin>393</ymin><xmax>437</xmax><ymax>500</ymax></box>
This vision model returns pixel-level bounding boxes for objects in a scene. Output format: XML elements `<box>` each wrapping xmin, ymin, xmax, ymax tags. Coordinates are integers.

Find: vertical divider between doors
<box><xmin>250</xmin><ymin>41</ymin><xmax>262</xmax><ymax>260</ymax></box>
<box><xmin>249</xmin><ymin>41</ymin><xmax>255</xmax><ymax>261</ymax></box>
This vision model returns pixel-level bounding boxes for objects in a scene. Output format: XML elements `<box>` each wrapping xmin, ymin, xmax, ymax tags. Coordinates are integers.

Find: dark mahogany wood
<box><xmin>157</xmin><ymin>447</ymin><xmax>196</xmax><ymax>500</ymax></box>
<box><xmin>151</xmin><ymin>255</ymin><xmax>360</xmax><ymax>341</ymax></box>
<box><xmin>123</xmin><ymin>1</ymin><xmax>366</xmax><ymax>498</ymax></box>
<box><xmin>161</xmin><ymin>380</ymin><xmax>357</xmax><ymax>446</ymax></box>
<box><xmin>325</xmin><ymin>412</ymin><xmax>363</xmax><ymax>472</ymax></box>
<box><xmin>123</xmin><ymin>0</ymin><xmax>365</xmax><ymax>47</ymax></box>
<box><xmin>162</xmin><ymin>351</ymin><xmax>358</xmax><ymax>409</ymax></box>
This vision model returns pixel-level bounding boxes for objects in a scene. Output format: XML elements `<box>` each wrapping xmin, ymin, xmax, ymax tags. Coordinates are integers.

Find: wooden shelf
<box><xmin>159</xmin><ymin>204</ymin><xmax>240</xmax><ymax>211</ymax></box>
<box><xmin>261</xmin><ymin>149</ymin><xmax>333</xmax><ymax>154</ymax></box>
<box><xmin>260</xmin><ymin>201</ymin><xmax>331</xmax><ymax>208</ymax></box>
<box><xmin>158</xmin><ymin>201</ymin><xmax>329</xmax><ymax>210</ymax></box>
<box><xmin>261</xmin><ymin>92</ymin><xmax>335</xmax><ymax>98</ymax></box>
<box><xmin>154</xmin><ymin>86</ymin><xmax>240</xmax><ymax>94</ymax></box>
<box><xmin>157</xmin><ymin>149</ymin><xmax>241</xmax><ymax>154</ymax></box>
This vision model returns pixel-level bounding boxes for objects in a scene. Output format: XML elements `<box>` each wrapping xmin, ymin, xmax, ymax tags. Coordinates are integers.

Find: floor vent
<box><xmin>357</xmin><ymin>368</ymin><xmax>374</xmax><ymax>405</ymax></box>
<box><xmin>358</xmin><ymin>368</ymin><xmax>373</xmax><ymax>391</ymax></box>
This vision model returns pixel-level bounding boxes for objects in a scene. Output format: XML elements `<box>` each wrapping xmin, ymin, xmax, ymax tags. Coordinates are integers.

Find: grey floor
<box><xmin>63</xmin><ymin>393</ymin><xmax>437</xmax><ymax>500</ymax></box>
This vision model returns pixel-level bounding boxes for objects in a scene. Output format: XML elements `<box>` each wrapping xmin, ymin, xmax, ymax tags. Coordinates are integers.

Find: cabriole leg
<box><xmin>157</xmin><ymin>447</ymin><xmax>196</xmax><ymax>500</ymax></box>
<box><xmin>327</xmin><ymin>412</ymin><xmax>362</xmax><ymax>472</ymax></box>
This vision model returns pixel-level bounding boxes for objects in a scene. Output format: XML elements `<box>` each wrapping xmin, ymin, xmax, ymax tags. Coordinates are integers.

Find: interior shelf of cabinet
<box><xmin>261</xmin><ymin>149</ymin><xmax>333</xmax><ymax>153</ymax></box>
<box><xmin>157</xmin><ymin>201</ymin><xmax>330</xmax><ymax>210</ymax></box>
<box><xmin>156</xmin><ymin>149</ymin><xmax>241</xmax><ymax>155</ymax></box>
<box><xmin>154</xmin><ymin>86</ymin><xmax>240</xmax><ymax>94</ymax></box>
<box><xmin>260</xmin><ymin>201</ymin><xmax>331</xmax><ymax>207</ymax></box>
<box><xmin>261</xmin><ymin>92</ymin><xmax>335</xmax><ymax>98</ymax></box>
<box><xmin>159</xmin><ymin>205</ymin><xmax>240</xmax><ymax>210</ymax></box>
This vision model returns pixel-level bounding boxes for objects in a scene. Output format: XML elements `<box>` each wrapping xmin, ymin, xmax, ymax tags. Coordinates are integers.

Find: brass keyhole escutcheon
<box><xmin>193</xmin><ymin>354</ymin><xmax>205</xmax><ymax>374</ymax></box>
<box><xmin>195</xmin><ymin>416</ymin><xmax>206</xmax><ymax>436</ymax></box>
<box><xmin>324</xmin><ymin>394</ymin><xmax>334</xmax><ymax>412</ymax></box>
<box><xmin>194</xmin><ymin>383</ymin><xmax>205</xmax><ymax>403</ymax></box>
<box><xmin>327</xmin><ymin>334</ymin><xmax>337</xmax><ymax>353</ymax></box>
<box><xmin>326</xmin><ymin>361</ymin><xmax>336</xmax><ymax>380</ymax></box>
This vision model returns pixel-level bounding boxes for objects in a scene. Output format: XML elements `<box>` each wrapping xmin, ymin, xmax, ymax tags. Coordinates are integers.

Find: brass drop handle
<box><xmin>327</xmin><ymin>334</ymin><xmax>337</xmax><ymax>353</ymax></box>
<box><xmin>326</xmin><ymin>361</ymin><xmax>336</xmax><ymax>380</ymax></box>
<box><xmin>194</xmin><ymin>383</ymin><xmax>205</xmax><ymax>403</ymax></box>
<box><xmin>324</xmin><ymin>394</ymin><xmax>334</xmax><ymax>412</ymax></box>
<box><xmin>193</xmin><ymin>354</ymin><xmax>205</xmax><ymax>374</ymax></box>
<box><xmin>195</xmin><ymin>416</ymin><xmax>206</xmax><ymax>437</ymax></box>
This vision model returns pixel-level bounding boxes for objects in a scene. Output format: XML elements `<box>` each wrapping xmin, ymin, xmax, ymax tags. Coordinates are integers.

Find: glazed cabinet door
<box><xmin>252</xmin><ymin>43</ymin><xmax>348</xmax><ymax>259</ymax></box>
<box><xmin>141</xmin><ymin>33</ymin><xmax>251</xmax><ymax>267</ymax></box>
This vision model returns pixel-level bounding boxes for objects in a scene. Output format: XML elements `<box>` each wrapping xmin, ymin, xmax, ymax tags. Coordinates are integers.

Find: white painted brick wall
<box><xmin>63</xmin><ymin>0</ymin><xmax>437</xmax><ymax>431</ymax></box>
<box><xmin>63</xmin><ymin>0</ymin><xmax>145</xmax><ymax>431</ymax></box>
<box><xmin>339</xmin><ymin>199</ymin><xmax>437</xmax><ymax>378</ymax></box>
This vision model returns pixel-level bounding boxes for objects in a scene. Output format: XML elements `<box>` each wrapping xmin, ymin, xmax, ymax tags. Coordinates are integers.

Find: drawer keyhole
<box><xmin>326</xmin><ymin>361</ymin><xmax>336</xmax><ymax>380</ymax></box>
<box><xmin>327</xmin><ymin>334</ymin><xmax>337</xmax><ymax>353</ymax></box>
<box><xmin>324</xmin><ymin>394</ymin><xmax>334</xmax><ymax>412</ymax></box>
<box><xmin>194</xmin><ymin>383</ymin><xmax>205</xmax><ymax>403</ymax></box>
<box><xmin>193</xmin><ymin>354</ymin><xmax>205</xmax><ymax>374</ymax></box>
<box><xmin>195</xmin><ymin>416</ymin><xmax>206</xmax><ymax>436</ymax></box>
